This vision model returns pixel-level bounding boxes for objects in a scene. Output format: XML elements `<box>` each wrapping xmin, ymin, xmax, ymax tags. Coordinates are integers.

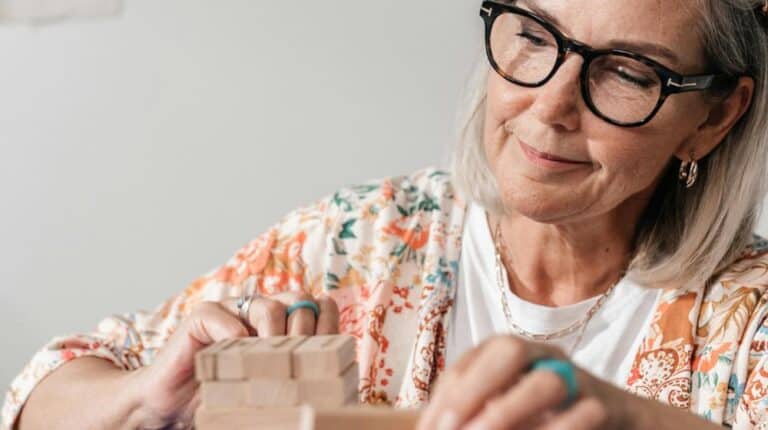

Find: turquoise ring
<box><xmin>286</xmin><ymin>300</ymin><xmax>320</xmax><ymax>319</ymax></box>
<box><xmin>531</xmin><ymin>358</ymin><xmax>579</xmax><ymax>406</ymax></box>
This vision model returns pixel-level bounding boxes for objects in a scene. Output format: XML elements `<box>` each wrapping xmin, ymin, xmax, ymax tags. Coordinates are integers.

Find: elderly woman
<box><xmin>5</xmin><ymin>0</ymin><xmax>768</xmax><ymax>428</ymax></box>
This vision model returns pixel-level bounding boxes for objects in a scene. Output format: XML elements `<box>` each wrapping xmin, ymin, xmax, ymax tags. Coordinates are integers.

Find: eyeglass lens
<box><xmin>489</xmin><ymin>12</ymin><xmax>663</xmax><ymax>124</ymax></box>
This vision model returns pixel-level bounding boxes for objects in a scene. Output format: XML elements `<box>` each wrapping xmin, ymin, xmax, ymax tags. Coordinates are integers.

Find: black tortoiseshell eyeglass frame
<box><xmin>479</xmin><ymin>1</ymin><xmax>734</xmax><ymax>127</ymax></box>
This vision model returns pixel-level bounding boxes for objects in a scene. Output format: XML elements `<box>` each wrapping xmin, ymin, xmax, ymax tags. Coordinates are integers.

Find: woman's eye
<box><xmin>613</xmin><ymin>68</ymin><xmax>655</xmax><ymax>88</ymax></box>
<box><xmin>516</xmin><ymin>31</ymin><xmax>549</xmax><ymax>47</ymax></box>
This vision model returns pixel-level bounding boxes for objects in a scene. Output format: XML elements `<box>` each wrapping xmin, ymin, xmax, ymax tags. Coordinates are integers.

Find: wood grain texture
<box><xmin>195</xmin><ymin>335</ymin><xmax>361</xmax><ymax>412</ymax></box>
<box><xmin>299</xmin><ymin>406</ymin><xmax>420</xmax><ymax>430</ymax></box>
<box><xmin>246</xmin><ymin>378</ymin><xmax>300</xmax><ymax>407</ymax></box>
<box><xmin>197</xmin><ymin>336</ymin><xmax>310</xmax><ymax>381</ymax></box>
<box><xmin>241</xmin><ymin>336</ymin><xmax>308</xmax><ymax>379</ymax></box>
<box><xmin>299</xmin><ymin>363</ymin><xmax>359</xmax><ymax>408</ymax></box>
<box><xmin>195</xmin><ymin>406</ymin><xmax>420</xmax><ymax>430</ymax></box>
<box><xmin>201</xmin><ymin>381</ymin><xmax>247</xmax><ymax>409</ymax></box>
<box><xmin>195</xmin><ymin>339</ymin><xmax>239</xmax><ymax>382</ymax></box>
<box><xmin>195</xmin><ymin>406</ymin><xmax>307</xmax><ymax>430</ymax></box>
<box><xmin>292</xmin><ymin>335</ymin><xmax>356</xmax><ymax>379</ymax></box>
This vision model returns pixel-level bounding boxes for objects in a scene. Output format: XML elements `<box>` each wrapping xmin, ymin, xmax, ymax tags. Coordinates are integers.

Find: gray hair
<box><xmin>450</xmin><ymin>0</ymin><xmax>768</xmax><ymax>290</ymax></box>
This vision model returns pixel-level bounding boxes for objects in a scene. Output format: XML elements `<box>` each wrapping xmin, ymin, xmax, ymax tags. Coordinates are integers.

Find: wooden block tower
<box><xmin>194</xmin><ymin>334</ymin><xmax>419</xmax><ymax>429</ymax></box>
<box><xmin>194</xmin><ymin>334</ymin><xmax>361</xmax><ymax>429</ymax></box>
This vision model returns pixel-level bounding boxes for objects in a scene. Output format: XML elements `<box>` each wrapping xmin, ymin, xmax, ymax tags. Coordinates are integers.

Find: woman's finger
<box><xmin>416</xmin><ymin>342</ymin><xmax>487</xmax><ymax>429</ymax></box>
<box><xmin>430</xmin><ymin>341</ymin><xmax>487</xmax><ymax>394</ymax></box>
<box><xmin>127</xmin><ymin>301</ymin><xmax>248</xmax><ymax>427</ymax></box>
<box><xmin>222</xmin><ymin>292</ymin><xmax>331</xmax><ymax>337</ymax></box>
<box><xmin>155</xmin><ymin>301</ymin><xmax>249</xmax><ymax>386</ymax></box>
<box><xmin>287</xmin><ymin>307</ymin><xmax>317</xmax><ymax>336</ymax></box>
<box><xmin>315</xmin><ymin>295</ymin><xmax>341</xmax><ymax>335</ymax></box>
<box><xmin>419</xmin><ymin>336</ymin><xmax>527</xmax><ymax>429</ymax></box>
<box><xmin>249</xmin><ymin>297</ymin><xmax>288</xmax><ymax>337</ymax></box>
<box><xmin>271</xmin><ymin>292</ymin><xmax>318</xmax><ymax>336</ymax></box>
<box><xmin>463</xmin><ymin>367</ymin><xmax>569</xmax><ymax>430</ymax></box>
<box><xmin>536</xmin><ymin>397</ymin><xmax>607</xmax><ymax>430</ymax></box>
<box><xmin>418</xmin><ymin>335</ymin><xmax>563</xmax><ymax>430</ymax></box>
<box><xmin>217</xmin><ymin>296</ymin><xmax>285</xmax><ymax>337</ymax></box>
<box><xmin>186</xmin><ymin>301</ymin><xmax>249</xmax><ymax>346</ymax></box>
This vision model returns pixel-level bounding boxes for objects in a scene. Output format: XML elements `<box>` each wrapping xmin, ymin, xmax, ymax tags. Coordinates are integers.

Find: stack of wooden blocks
<box><xmin>194</xmin><ymin>334</ymin><xmax>419</xmax><ymax>429</ymax></box>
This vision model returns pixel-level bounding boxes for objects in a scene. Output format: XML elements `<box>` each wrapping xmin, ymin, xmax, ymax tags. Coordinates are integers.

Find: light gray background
<box><xmin>0</xmin><ymin>0</ymin><xmax>766</xmax><ymax>393</ymax></box>
<box><xmin>0</xmin><ymin>0</ymin><xmax>479</xmax><ymax>390</ymax></box>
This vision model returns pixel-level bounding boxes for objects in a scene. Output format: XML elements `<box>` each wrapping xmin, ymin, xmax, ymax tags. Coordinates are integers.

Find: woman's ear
<box><xmin>674</xmin><ymin>76</ymin><xmax>755</xmax><ymax>160</ymax></box>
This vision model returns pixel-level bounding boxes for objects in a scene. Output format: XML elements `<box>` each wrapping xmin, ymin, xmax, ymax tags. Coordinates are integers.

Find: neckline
<box><xmin>466</xmin><ymin>201</ymin><xmax>653</xmax><ymax>320</ymax></box>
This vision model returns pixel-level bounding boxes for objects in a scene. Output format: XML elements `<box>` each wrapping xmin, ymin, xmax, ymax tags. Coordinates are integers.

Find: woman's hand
<box><xmin>417</xmin><ymin>335</ymin><xmax>627</xmax><ymax>430</ymax></box>
<box><xmin>125</xmin><ymin>291</ymin><xmax>340</xmax><ymax>429</ymax></box>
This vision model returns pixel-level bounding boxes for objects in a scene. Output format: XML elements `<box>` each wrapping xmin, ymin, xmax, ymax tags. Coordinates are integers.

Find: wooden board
<box><xmin>301</xmin><ymin>407</ymin><xmax>420</xmax><ymax>430</ymax></box>
<box><xmin>195</xmin><ymin>406</ymin><xmax>305</xmax><ymax>430</ymax></box>
<box><xmin>195</xmin><ymin>406</ymin><xmax>420</xmax><ymax>430</ymax></box>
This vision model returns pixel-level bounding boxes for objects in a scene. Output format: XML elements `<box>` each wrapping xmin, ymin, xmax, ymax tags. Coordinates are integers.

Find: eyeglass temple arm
<box><xmin>480</xmin><ymin>0</ymin><xmax>509</xmax><ymax>17</ymax></box>
<box><xmin>664</xmin><ymin>74</ymin><xmax>717</xmax><ymax>93</ymax></box>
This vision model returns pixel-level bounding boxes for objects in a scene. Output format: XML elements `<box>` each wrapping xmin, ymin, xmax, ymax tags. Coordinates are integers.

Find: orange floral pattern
<box><xmin>3</xmin><ymin>167</ymin><xmax>768</xmax><ymax>429</ymax></box>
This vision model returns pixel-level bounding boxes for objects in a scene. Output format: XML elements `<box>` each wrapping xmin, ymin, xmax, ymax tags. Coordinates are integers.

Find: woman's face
<box><xmin>484</xmin><ymin>0</ymin><xmax>715</xmax><ymax>224</ymax></box>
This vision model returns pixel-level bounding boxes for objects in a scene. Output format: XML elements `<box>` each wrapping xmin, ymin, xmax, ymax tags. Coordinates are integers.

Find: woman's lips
<box><xmin>517</xmin><ymin>139</ymin><xmax>590</xmax><ymax>170</ymax></box>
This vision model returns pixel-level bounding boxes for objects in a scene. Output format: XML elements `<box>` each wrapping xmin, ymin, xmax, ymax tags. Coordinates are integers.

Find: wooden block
<box><xmin>201</xmin><ymin>381</ymin><xmax>248</xmax><ymax>409</ymax></box>
<box><xmin>240</xmin><ymin>336</ymin><xmax>309</xmax><ymax>379</ymax></box>
<box><xmin>344</xmin><ymin>385</ymin><xmax>360</xmax><ymax>405</ymax></box>
<box><xmin>195</xmin><ymin>339</ymin><xmax>239</xmax><ymax>382</ymax></box>
<box><xmin>195</xmin><ymin>405</ymin><xmax>418</xmax><ymax>430</ymax></box>
<box><xmin>215</xmin><ymin>338</ymin><xmax>248</xmax><ymax>380</ymax></box>
<box><xmin>292</xmin><ymin>335</ymin><xmax>356</xmax><ymax>379</ymax></box>
<box><xmin>246</xmin><ymin>378</ymin><xmax>300</xmax><ymax>407</ymax></box>
<box><xmin>198</xmin><ymin>336</ymin><xmax>309</xmax><ymax>381</ymax></box>
<box><xmin>299</xmin><ymin>406</ymin><xmax>421</xmax><ymax>430</ymax></box>
<box><xmin>299</xmin><ymin>363</ymin><xmax>359</xmax><ymax>408</ymax></box>
<box><xmin>197</xmin><ymin>335</ymin><xmax>357</xmax><ymax>382</ymax></box>
<box><xmin>195</xmin><ymin>406</ymin><xmax>306</xmax><ymax>430</ymax></box>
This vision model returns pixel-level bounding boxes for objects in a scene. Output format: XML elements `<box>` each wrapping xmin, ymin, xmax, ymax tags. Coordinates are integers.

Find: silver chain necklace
<box><xmin>491</xmin><ymin>218</ymin><xmax>621</xmax><ymax>354</ymax></box>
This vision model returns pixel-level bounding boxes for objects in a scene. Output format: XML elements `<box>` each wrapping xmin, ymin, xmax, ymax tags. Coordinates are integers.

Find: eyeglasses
<box><xmin>479</xmin><ymin>1</ymin><xmax>734</xmax><ymax>127</ymax></box>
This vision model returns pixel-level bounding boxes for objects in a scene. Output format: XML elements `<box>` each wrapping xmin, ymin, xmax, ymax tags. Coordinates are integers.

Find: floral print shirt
<box><xmin>3</xmin><ymin>167</ymin><xmax>768</xmax><ymax>429</ymax></box>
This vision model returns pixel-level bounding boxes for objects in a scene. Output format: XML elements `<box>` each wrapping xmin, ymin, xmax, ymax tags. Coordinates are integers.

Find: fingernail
<box><xmin>436</xmin><ymin>411</ymin><xmax>459</xmax><ymax>430</ymax></box>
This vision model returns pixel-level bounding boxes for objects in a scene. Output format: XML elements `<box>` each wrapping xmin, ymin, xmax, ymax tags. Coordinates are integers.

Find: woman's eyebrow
<box><xmin>606</xmin><ymin>40</ymin><xmax>680</xmax><ymax>65</ymax></box>
<box><xmin>516</xmin><ymin>0</ymin><xmax>566</xmax><ymax>31</ymax></box>
<box><xmin>516</xmin><ymin>0</ymin><xmax>680</xmax><ymax>66</ymax></box>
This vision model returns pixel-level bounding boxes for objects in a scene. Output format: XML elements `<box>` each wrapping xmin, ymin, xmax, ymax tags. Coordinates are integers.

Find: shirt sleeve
<box><xmin>1</xmin><ymin>194</ymin><xmax>339</xmax><ymax>430</ymax></box>
<box><xmin>731</xmin><ymin>303</ymin><xmax>768</xmax><ymax>429</ymax></box>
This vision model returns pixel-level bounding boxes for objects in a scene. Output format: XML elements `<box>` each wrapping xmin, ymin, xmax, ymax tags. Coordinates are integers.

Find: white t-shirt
<box><xmin>445</xmin><ymin>202</ymin><xmax>661</xmax><ymax>388</ymax></box>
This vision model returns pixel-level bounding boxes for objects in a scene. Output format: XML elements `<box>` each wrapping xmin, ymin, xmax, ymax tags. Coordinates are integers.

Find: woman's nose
<box><xmin>528</xmin><ymin>55</ymin><xmax>583</xmax><ymax>131</ymax></box>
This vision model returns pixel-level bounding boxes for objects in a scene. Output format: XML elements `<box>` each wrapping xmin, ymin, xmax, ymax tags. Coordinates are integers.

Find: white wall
<box><xmin>0</xmin><ymin>0</ymin><xmax>766</xmax><ymax>394</ymax></box>
<box><xmin>0</xmin><ymin>0</ymin><xmax>479</xmax><ymax>388</ymax></box>
<box><xmin>0</xmin><ymin>0</ymin><xmax>121</xmax><ymax>22</ymax></box>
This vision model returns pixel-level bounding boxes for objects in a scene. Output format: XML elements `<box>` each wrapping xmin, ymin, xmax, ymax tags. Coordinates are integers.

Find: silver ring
<box><xmin>236</xmin><ymin>294</ymin><xmax>256</xmax><ymax>333</ymax></box>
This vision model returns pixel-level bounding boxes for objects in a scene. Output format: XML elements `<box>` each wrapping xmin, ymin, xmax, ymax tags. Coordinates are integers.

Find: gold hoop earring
<box><xmin>678</xmin><ymin>151</ymin><xmax>699</xmax><ymax>189</ymax></box>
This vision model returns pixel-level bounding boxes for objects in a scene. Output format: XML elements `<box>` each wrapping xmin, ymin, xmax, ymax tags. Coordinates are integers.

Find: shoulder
<box><xmin>254</xmin><ymin>166</ymin><xmax>460</xmax><ymax>244</ymax></box>
<box><xmin>733</xmin><ymin>234</ymin><xmax>768</xmax><ymax>262</ymax></box>
<box><xmin>317</xmin><ymin>167</ymin><xmax>466</xmax><ymax>288</ymax></box>
<box><xmin>694</xmin><ymin>235</ymin><xmax>768</xmax><ymax>341</ymax></box>
<box><xmin>327</xmin><ymin>166</ymin><xmax>458</xmax><ymax>214</ymax></box>
<box><xmin>323</xmin><ymin>166</ymin><xmax>466</xmax><ymax>237</ymax></box>
<box><xmin>687</xmin><ymin>236</ymin><xmax>768</xmax><ymax>426</ymax></box>
<box><xmin>717</xmin><ymin>234</ymin><xmax>768</xmax><ymax>285</ymax></box>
